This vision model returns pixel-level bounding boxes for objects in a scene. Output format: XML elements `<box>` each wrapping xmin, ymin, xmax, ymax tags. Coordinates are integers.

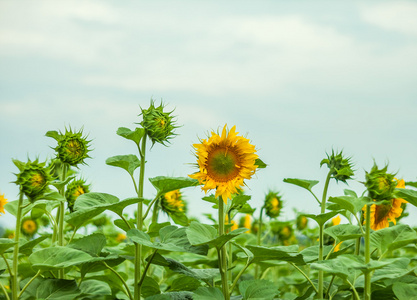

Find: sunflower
<box><xmin>189</xmin><ymin>125</ymin><xmax>258</xmax><ymax>203</ymax></box>
<box><xmin>264</xmin><ymin>191</ymin><xmax>283</xmax><ymax>218</ymax></box>
<box><xmin>365</xmin><ymin>178</ymin><xmax>407</xmax><ymax>231</ymax></box>
<box><xmin>160</xmin><ymin>190</ymin><xmax>186</xmax><ymax>214</ymax></box>
<box><xmin>21</xmin><ymin>218</ymin><xmax>38</xmax><ymax>237</ymax></box>
<box><xmin>116</xmin><ymin>233</ymin><xmax>127</xmax><ymax>243</ymax></box>
<box><xmin>0</xmin><ymin>193</ymin><xmax>8</xmax><ymax>215</ymax></box>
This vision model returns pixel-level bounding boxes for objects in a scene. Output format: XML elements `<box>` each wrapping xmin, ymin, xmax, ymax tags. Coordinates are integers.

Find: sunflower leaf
<box><xmin>395</xmin><ymin>188</ymin><xmax>417</xmax><ymax>208</ymax></box>
<box><xmin>255</xmin><ymin>158</ymin><xmax>267</xmax><ymax>169</ymax></box>
<box><xmin>239</xmin><ymin>279</ymin><xmax>279</xmax><ymax>300</ymax></box>
<box><xmin>193</xmin><ymin>287</ymin><xmax>224</xmax><ymax>300</ymax></box>
<box><xmin>283</xmin><ymin>178</ymin><xmax>319</xmax><ymax>191</ymax></box>
<box><xmin>303</xmin><ymin>211</ymin><xmax>342</xmax><ymax>227</ymax></box>
<box><xmin>116</xmin><ymin>127</ymin><xmax>145</xmax><ymax>146</ymax></box>
<box><xmin>393</xmin><ymin>282</ymin><xmax>417</xmax><ymax>300</ymax></box>
<box><xmin>29</xmin><ymin>247</ymin><xmax>93</xmax><ymax>271</ymax></box>
<box><xmin>0</xmin><ymin>239</ymin><xmax>16</xmax><ymax>255</ymax></box>
<box><xmin>105</xmin><ymin>154</ymin><xmax>141</xmax><ymax>176</ymax></box>
<box><xmin>245</xmin><ymin>245</ymin><xmax>305</xmax><ymax>265</ymax></box>
<box><xmin>324</xmin><ymin>224</ymin><xmax>363</xmax><ymax>242</ymax></box>
<box><xmin>36</xmin><ymin>279</ymin><xmax>81</xmax><ymax>300</ymax></box>
<box><xmin>149</xmin><ymin>176</ymin><xmax>200</xmax><ymax>195</ymax></box>
<box><xmin>370</xmin><ymin>224</ymin><xmax>417</xmax><ymax>254</ymax></box>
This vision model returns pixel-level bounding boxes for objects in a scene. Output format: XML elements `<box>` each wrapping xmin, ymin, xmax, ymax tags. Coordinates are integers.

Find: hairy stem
<box><xmin>12</xmin><ymin>192</ymin><xmax>24</xmax><ymax>300</ymax></box>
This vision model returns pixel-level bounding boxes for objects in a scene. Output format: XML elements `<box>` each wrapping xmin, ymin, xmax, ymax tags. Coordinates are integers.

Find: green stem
<box><xmin>151</xmin><ymin>200</ymin><xmax>159</xmax><ymax>224</ymax></box>
<box><xmin>12</xmin><ymin>192</ymin><xmax>24</xmax><ymax>300</ymax></box>
<box><xmin>346</xmin><ymin>279</ymin><xmax>361</xmax><ymax>300</ymax></box>
<box><xmin>1</xmin><ymin>254</ymin><xmax>12</xmax><ymax>278</ymax></box>
<box><xmin>19</xmin><ymin>270</ymin><xmax>41</xmax><ymax>297</ymax></box>
<box><xmin>229</xmin><ymin>262</ymin><xmax>251</xmax><ymax>295</ymax></box>
<box><xmin>119</xmin><ymin>214</ymin><xmax>132</xmax><ymax>230</ymax></box>
<box><xmin>318</xmin><ymin>171</ymin><xmax>332</xmax><ymax>299</ymax></box>
<box><xmin>104</xmin><ymin>261</ymin><xmax>133</xmax><ymax>300</ymax></box>
<box><xmin>326</xmin><ymin>275</ymin><xmax>335</xmax><ymax>298</ymax></box>
<box><xmin>58</xmin><ymin>164</ymin><xmax>68</xmax><ymax>279</ymax></box>
<box><xmin>364</xmin><ymin>204</ymin><xmax>371</xmax><ymax>300</ymax></box>
<box><xmin>218</xmin><ymin>199</ymin><xmax>230</xmax><ymax>300</ymax></box>
<box><xmin>135</xmin><ymin>135</ymin><xmax>147</xmax><ymax>300</ymax></box>
<box><xmin>290</xmin><ymin>263</ymin><xmax>318</xmax><ymax>293</ymax></box>
<box><xmin>0</xmin><ymin>282</ymin><xmax>10</xmax><ymax>300</ymax></box>
<box><xmin>137</xmin><ymin>250</ymin><xmax>158</xmax><ymax>289</ymax></box>
<box><xmin>255</xmin><ymin>206</ymin><xmax>264</xmax><ymax>279</ymax></box>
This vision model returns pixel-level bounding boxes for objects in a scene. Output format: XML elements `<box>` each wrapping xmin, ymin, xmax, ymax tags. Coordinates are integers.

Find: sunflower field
<box><xmin>1</xmin><ymin>101</ymin><xmax>417</xmax><ymax>300</ymax></box>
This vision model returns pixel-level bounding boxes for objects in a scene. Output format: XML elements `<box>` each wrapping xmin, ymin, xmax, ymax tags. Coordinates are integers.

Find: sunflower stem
<box><xmin>58</xmin><ymin>163</ymin><xmax>68</xmax><ymax>279</ymax></box>
<box><xmin>12</xmin><ymin>191</ymin><xmax>23</xmax><ymax>300</ymax></box>
<box><xmin>135</xmin><ymin>134</ymin><xmax>147</xmax><ymax>300</ymax></box>
<box><xmin>255</xmin><ymin>206</ymin><xmax>264</xmax><ymax>279</ymax></box>
<box><xmin>227</xmin><ymin>211</ymin><xmax>233</xmax><ymax>283</ymax></box>
<box><xmin>218</xmin><ymin>198</ymin><xmax>230</xmax><ymax>300</ymax></box>
<box><xmin>364</xmin><ymin>204</ymin><xmax>371</xmax><ymax>300</ymax></box>
<box><xmin>318</xmin><ymin>171</ymin><xmax>332</xmax><ymax>299</ymax></box>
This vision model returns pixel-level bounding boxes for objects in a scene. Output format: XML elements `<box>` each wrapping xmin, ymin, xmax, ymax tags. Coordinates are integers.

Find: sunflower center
<box><xmin>206</xmin><ymin>147</ymin><xmax>240</xmax><ymax>182</ymax></box>
<box><xmin>67</xmin><ymin>139</ymin><xmax>84</xmax><ymax>158</ymax></box>
<box><xmin>30</xmin><ymin>172</ymin><xmax>45</xmax><ymax>188</ymax></box>
<box><xmin>74</xmin><ymin>186</ymin><xmax>85</xmax><ymax>197</ymax></box>
<box><xmin>271</xmin><ymin>198</ymin><xmax>279</xmax><ymax>210</ymax></box>
<box><xmin>374</xmin><ymin>203</ymin><xmax>392</xmax><ymax>224</ymax></box>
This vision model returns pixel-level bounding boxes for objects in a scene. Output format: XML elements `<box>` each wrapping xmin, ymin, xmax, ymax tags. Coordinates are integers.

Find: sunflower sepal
<box><xmin>365</xmin><ymin>163</ymin><xmax>397</xmax><ymax>201</ymax></box>
<box><xmin>321</xmin><ymin>150</ymin><xmax>354</xmax><ymax>183</ymax></box>
<box><xmin>50</xmin><ymin>175</ymin><xmax>76</xmax><ymax>191</ymax></box>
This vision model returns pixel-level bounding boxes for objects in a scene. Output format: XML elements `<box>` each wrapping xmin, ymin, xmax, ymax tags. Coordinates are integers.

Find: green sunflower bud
<box><xmin>264</xmin><ymin>191</ymin><xmax>283</xmax><ymax>218</ymax></box>
<box><xmin>65</xmin><ymin>179</ymin><xmax>90</xmax><ymax>212</ymax></box>
<box><xmin>92</xmin><ymin>214</ymin><xmax>109</xmax><ymax>227</ymax></box>
<box><xmin>14</xmin><ymin>159</ymin><xmax>52</xmax><ymax>202</ymax></box>
<box><xmin>140</xmin><ymin>100</ymin><xmax>177</xmax><ymax>145</ymax></box>
<box><xmin>47</xmin><ymin>127</ymin><xmax>91</xmax><ymax>166</ymax></box>
<box><xmin>278</xmin><ymin>225</ymin><xmax>293</xmax><ymax>241</ymax></box>
<box><xmin>21</xmin><ymin>217</ymin><xmax>38</xmax><ymax>237</ymax></box>
<box><xmin>296</xmin><ymin>215</ymin><xmax>308</xmax><ymax>231</ymax></box>
<box><xmin>160</xmin><ymin>190</ymin><xmax>186</xmax><ymax>214</ymax></box>
<box><xmin>365</xmin><ymin>163</ymin><xmax>396</xmax><ymax>201</ymax></box>
<box><xmin>320</xmin><ymin>150</ymin><xmax>354</xmax><ymax>183</ymax></box>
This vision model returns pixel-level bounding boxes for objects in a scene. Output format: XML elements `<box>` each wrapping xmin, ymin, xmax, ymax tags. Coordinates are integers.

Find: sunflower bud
<box><xmin>140</xmin><ymin>100</ymin><xmax>177</xmax><ymax>145</ymax></box>
<box><xmin>160</xmin><ymin>190</ymin><xmax>186</xmax><ymax>214</ymax></box>
<box><xmin>264</xmin><ymin>191</ymin><xmax>283</xmax><ymax>218</ymax></box>
<box><xmin>47</xmin><ymin>128</ymin><xmax>91</xmax><ymax>166</ymax></box>
<box><xmin>65</xmin><ymin>179</ymin><xmax>90</xmax><ymax>212</ymax></box>
<box><xmin>296</xmin><ymin>215</ymin><xmax>308</xmax><ymax>231</ymax></box>
<box><xmin>21</xmin><ymin>217</ymin><xmax>38</xmax><ymax>237</ymax></box>
<box><xmin>320</xmin><ymin>150</ymin><xmax>354</xmax><ymax>183</ymax></box>
<box><xmin>3</xmin><ymin>229</ymin><xmax>15</xmax><ymax>239</ymax></box>
<box><xmin>278</xmin><ymin>225</ymin><xmax>293</xmax><ymax>241</ymax></box>
<box><xmin>365</xmin><ymin>163</ymin><xmax>396</xmax><ymax>201</ymax></box>
<box><xmin>14</xmin><ymin>159</ymin><xmax>52</xmax><ymax>202</ymax></box>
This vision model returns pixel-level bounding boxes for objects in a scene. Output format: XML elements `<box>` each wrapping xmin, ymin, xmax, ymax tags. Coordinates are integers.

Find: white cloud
<box><xmin>361</xmin><ymin>1</ymin><xmax>417</xmax><ymax>36</ymax></box>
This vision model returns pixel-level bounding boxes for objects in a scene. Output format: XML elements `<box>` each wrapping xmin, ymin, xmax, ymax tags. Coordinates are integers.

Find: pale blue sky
<box><xmin>1</xmin><ymin>1</ymin><xmax>417</xmax><ymax>228</ymax></box>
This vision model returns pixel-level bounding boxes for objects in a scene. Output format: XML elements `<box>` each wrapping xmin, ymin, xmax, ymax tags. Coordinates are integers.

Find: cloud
<box><xmin>361</xmin><ymin>1</ymin><xmax>417</xmax><ymax>36</ymax></box>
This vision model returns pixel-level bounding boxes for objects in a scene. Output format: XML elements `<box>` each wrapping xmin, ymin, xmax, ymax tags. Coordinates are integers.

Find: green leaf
<box><xmin>327</xmin><ymin>196</ymin><xmax>369</xmax><ymax>215</ymax></box>
<box><xmin>370</xmin><ymin>224</ymin><xmax>417</xmax><ymax>254</ymax></box>
<box><xmin>372</xmin><ymin>258</ymin><xmax>412</xmax><ymax>282</ymax></box>
<box><xmin>141</xmin><ymin>276</ymin><xmax>160</xmax><ymax>298</ymax></box>
<box><xmin>300</xmin><ymin>244</ymin><xmax>353</xmax><ymax>263</ymax></box>
<box><xmin>117</xmin><ymin>127</ymin><xmax>145</xmax><ymax>145</ymax></box>
<box><xmin>19</xmin><ymin>235</ymin><xmax>49</xmax><ymax>256</ymax></box>
<box><xmin>395</xmin><ymin>188</ymin><xmax>417</xmax><ymax>207</ymax></box>
<box><xmin>29</xmin><ymin>247</ymin><xmax>93</xmax><ymax>271</ymax></box>
<box><xmin>149</xmin><ymin>176</ymin><xmax>199</xmax><ymax>195</ymax></box>
<box><xmin>239</xmin><ymin>279</ymin><xmax>279</xmax><ymax>300</ymax></box>
<box><xmin>66</xmin><ymin>193</ymin><xmax>142</xmax><ymax>228</ymax></box>
<box><xmin>245</xmin><ymin>245</ymin><xmax>305</xmax><ymax>265</ymax></box>
<box><xmin>114</xmin><ymin>218</ymin><xmax>136</xmax><ymax>232</ymax></box>
<box><xmin>324</xmin><ymin>224</ymin><xmax>363</xmax><ymax>242</ymax></box>
<box><xmin>405</xmin><ymin>181</ymin><xmax>417</xmax><ymax>188</ymax></box>
<box><xmin>310</xmin><ymin>257</ymin><xmax>360</xmax><ymax>282</ymax></box>
<box><xmin>149</xmin><ymin>254</ymin><xmax>219</xmax><ymax>282</ymax></box>
<box><xmin>68</xmin><ymin>233</ymin><xmax>106</xmax><ymax>256</ymax></box>
<box><xmin>335</xmin><ymin>254</ymin><xmax>392</xmax><ymax>272</ymax></box>
<box><xmin>170</xmin><ymin>212</ymin><xmax>189</xmax><ymax>226</ymax></box>
<box><xmin>147</xmin><ymin>222</ymin><xmax>171</xmax><ymax>238</ymax></box>
<box><xmin>186</xmin><ymin>221</ymin><xmax>246</xmax><ymax>249</ymax></box>
<box><xmin>303</xmin><ymin>211</ymin><xmax>341</xmax><ymax>227</ymax></box>
<box><xmin>106</xmin><ymin>154</ymin><xmax>141</xmax><ymax>176</ymax></box>
<box><xmin>255</xmin><ymin>158</ymin><xmax>267</xmax><ymax>169</ymax></box>
<box><xmin>393</xmin><ymin>282</ymin><xmax>417</xmax><ymax>300</ymax></box>
<box><xmin>79</xmin><ymin>279</ymin><xmax>112</xmax><ymax>296</ymax></box>
<box><xmin>170</xmin><ymin>276</ymin><xmax>201</xmax><ymax>291</ymax></box>
<box><xmin>283</xmin><ymin>178</ymin><xmax>319</xmax><ymax>191</ymax></box>
<box><xmin>193</xmin><ymin>287</ymin><xmax>224</xmax><ymax>300</ymax></box>
<box><xmin>146</xmin><ymin>292</ymin><xmax>193</xmax><ymax>300</ymax></box>
<box><xmin>79</xmin><ymin>256</ymin><xmax>125</xmax><ymax>279</ymax></box>
<box><xmin>0</xmin><ymin>238</ymin><xmax>16</xmax><ymax>254</ymax></box>
<box><xmin>5</xmin><ymin>199</ymin><xmax>33</xmax><ymax>217</ymax></box>
<box><xmin>228</xmin><ymin>194</ymin><xmax>251</xmax><ymax>213</ymax></box>
<box><xmin>45</xmin><ymin>130</ymin><xmax>62</xmax><ymax>141</ymax></box>
<box><xmin>36</xmin><ymin>279</ymin><xmax>81</xmax><ymax>300</ymax></box>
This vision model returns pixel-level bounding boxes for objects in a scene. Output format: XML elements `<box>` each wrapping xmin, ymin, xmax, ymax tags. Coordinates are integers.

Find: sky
<box><xmin>1</xmin><ymin>1</ymin><xmax>417</xmax><ymax>229</ymax></box>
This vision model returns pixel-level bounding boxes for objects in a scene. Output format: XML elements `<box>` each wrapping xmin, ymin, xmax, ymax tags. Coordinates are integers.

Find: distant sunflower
<box><xmin>160</xmin><ymin>190</ymin><xmax>186</xmax><ymax>214</ymax></box>
<box><xmin>366</xmin><ymin>178</ymin><xmax>407</xmax><ymax>230</ymax></box>
<box><xmin>0</xmin><ymin>193</ymin><xmax>7</xmax><ymax>215</ymax></box>
<box><xmin>189</xmin><ymin>125</ymin><xmax>258</xmax><ymax>203</ymax></box>
<box><xmin>21</xmin><ymin>218</ymin><xmax>38</xmax><ymax>237</ymax></box>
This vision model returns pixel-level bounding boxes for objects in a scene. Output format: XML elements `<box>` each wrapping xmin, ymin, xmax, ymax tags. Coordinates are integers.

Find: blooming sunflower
<box><xmin>0</xmin><ymin>193</ymin><xmax>8</xmax><ymax>215</ymax></box>
<box><xmin>189</xmin><ymin>125</ymin><xmax>258</xmax><ymax>203</ymax></box>
<box><xmin>365</xmin><ymin>178</ymin><xmax>407</xmax><ymax>230</ymax></box>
